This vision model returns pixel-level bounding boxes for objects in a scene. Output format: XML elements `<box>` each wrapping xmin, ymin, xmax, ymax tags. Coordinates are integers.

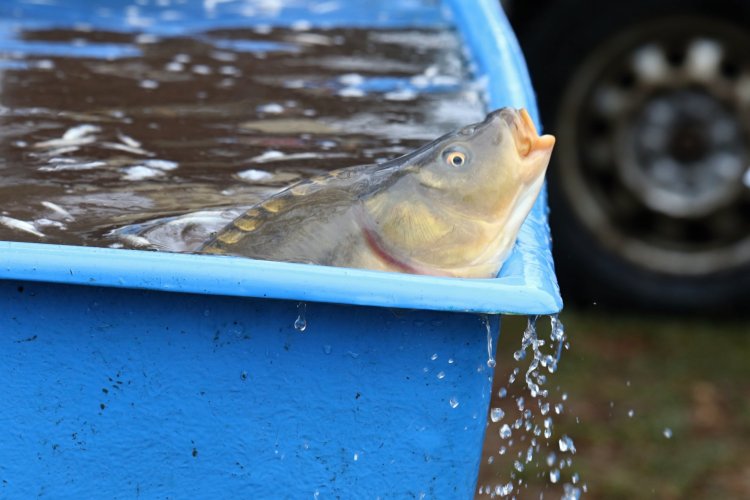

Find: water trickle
<box><xmin>481</xmin><ymin>314</ymin><xmax>581</xmax><ymax>498</ymax></box>
<box><xmin>294</xmin><ymin>302</ymin><xmax>307</xmax><ymax>332</ymax></box>
<box><xmin>482</xmin><ymin>315</ymin><xmax>497</xmax><ymax>368</ymax></box>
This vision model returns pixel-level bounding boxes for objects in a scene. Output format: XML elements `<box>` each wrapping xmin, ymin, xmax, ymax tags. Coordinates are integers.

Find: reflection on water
<box><xmin>0</xmin><ymin>0</ymin><xmax>484</xmax><ymax>249</ymax></box>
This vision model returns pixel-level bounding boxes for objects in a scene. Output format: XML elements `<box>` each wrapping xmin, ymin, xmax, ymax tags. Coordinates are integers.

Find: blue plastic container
<box><xmin>0</xmin><ymin>0</ymin><xmax>562</xmax><ymax>497</ymax></box>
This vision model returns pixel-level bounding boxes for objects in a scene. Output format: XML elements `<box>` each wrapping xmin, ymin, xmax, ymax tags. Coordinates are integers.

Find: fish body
<box><xmin>201</xmin><ymin>108</ymin><xmax>555</xmax><ymax>278</ymax></box>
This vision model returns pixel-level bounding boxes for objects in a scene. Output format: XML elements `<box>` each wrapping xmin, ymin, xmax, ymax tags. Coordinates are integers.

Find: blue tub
<box><xmin>0</xmin><ymin>0</ymin><xmax>561</xmax><ymax>497</ymax></box>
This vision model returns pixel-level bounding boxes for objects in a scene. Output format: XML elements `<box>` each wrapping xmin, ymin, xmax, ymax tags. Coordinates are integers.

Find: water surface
<box><xmin>0</xmin><ymin>0</ymin><xmax>485</xmax><ymax>249</ymax></box>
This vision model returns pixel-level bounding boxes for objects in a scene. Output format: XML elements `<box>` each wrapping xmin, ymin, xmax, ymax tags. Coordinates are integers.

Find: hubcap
<box><xmin>556</xmin><ymin>17</ymin><xmax>750</xmax><ymax>276</ymax></box>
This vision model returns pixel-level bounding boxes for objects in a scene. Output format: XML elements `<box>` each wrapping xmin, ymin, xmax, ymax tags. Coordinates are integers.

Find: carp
<box><xmin>201</xmin><ymin>108</ymin><xmax>555</xmax><ymax>278</ymax></box>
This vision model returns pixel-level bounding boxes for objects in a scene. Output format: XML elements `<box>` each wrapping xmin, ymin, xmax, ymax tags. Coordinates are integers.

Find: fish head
<box><xmin>363</xmin><ymin>108</ymin><xmax>555</xmax><ymax>277</ymax></box>
<box><xmin>410</xmin><ymin>107</ymin><xmax>555</xmax><ymax>220</ymax></box>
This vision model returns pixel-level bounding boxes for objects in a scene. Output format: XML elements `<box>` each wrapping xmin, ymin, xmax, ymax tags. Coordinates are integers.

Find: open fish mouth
<box><xmin>505</xmin><ymin>108</ymin><xmax>556</xmax><ymax>157</ymax></box>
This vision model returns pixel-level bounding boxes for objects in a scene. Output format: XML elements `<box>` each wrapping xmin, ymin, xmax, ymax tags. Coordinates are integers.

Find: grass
<box><xmin>476</xmin><ymin>310</ymin><xmax>750</xmax><ymax>499</ymax></box>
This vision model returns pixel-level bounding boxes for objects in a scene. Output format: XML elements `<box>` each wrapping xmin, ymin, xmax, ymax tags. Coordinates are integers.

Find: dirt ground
<box><xmin>476</xmin><ymin>311</ymin><xmax>750</xmax><ymax>499</ymax></box>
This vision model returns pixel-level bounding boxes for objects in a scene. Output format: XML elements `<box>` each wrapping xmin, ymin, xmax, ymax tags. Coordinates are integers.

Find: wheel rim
<box><xmin>555</xmin><ymin>16</ymin><xmax>750</xmax><ymax>276</ymax></box>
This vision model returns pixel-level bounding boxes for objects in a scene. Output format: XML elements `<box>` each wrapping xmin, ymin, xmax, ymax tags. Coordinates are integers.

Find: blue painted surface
<box><xmin>1</xmin><ymin>280</ymin><xmax>499</xmax><ymax>498</ymax></box>
<box><xmin>0</xmin><ymin>0</ymin><xmax>562</xmax><ymax>497</ymax></box>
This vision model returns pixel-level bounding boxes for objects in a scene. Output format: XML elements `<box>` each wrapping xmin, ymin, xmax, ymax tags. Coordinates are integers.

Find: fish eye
<box><xmin>443</xmin><ymin>148</ymin><xmax>469</xmax><ymax>168</ymax></box>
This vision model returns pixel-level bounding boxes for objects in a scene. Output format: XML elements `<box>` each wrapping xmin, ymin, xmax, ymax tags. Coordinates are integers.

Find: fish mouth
<box><xmin>508</xmin><ymin>108</ymin><xmax>556</xmax><ymax>157</ymax></box>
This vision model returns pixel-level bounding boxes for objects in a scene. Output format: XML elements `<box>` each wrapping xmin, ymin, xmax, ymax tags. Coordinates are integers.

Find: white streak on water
<box><xmin>62</xmin><ymin>124</ymin><xmax>100</xmax><ymax>141</ymax></box>
<box><xmin>34</xmin><ymin>124</ymin><xmax>100</xmax><ymax>149</ymax></box>
<box><xmin>122</xmin><ymin>166</ymin><xmax>165</xmax><ymax>181</ymax></box>
<box><xmin>0</xmin><ymin>216</ymin><xmax>45</xmax><ymax>238</ymax></box>
<box><xmin>101</xmin><ymin>141</ymin><xmax>152</xmax><ymax>156</ymax></box>
<box><xmin>39</xmin><ymin>160</ymin><xmax>107</xmax><ymax>172</ymax></box>
<box><xmin>117</xmin><ymin>132</ymin><xmax>141</xmax><ymax>149</ymax></box>
<box><xmin>236</xmin><ymin>168</ymin><xmax>273</xmax><ymax>181</ymax></box>
<box><xmin>143</xmin><ymin>159</ymin><xmax>178</xmax><ymax>170</ymax></box>
<box><xmin>41</xmin><ymin>201</ymin><xmax>74</xmax><ymax>221</ymax></box>
<box><xmin>248</xmin><ymin>150</ymin><xmax>348</xmax><ymax>163</ymax></box>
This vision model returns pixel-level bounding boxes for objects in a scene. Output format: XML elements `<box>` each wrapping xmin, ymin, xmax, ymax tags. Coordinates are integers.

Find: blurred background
<box><xmin>478</xmin><ymin>1</ymin><xmax>749</xmax><ymax>497</ymax></box>
<box><xmin>507</xmin><ymin>0</ymin><xmax>749</xmax><ymax>313</ymax></box>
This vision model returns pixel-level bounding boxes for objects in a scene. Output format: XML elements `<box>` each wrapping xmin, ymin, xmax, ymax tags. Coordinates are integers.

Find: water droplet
<box><xmin>546</xmin><ymin>452</ymin><xmax>556</xmax><ymax>467</ymax></box>
<box><xmin>513</xmin><ymin>460</ymin><xmax>524</xmax><ymax>472</ymax></box>
<box><xmin>487</xmin><ymin>455</ymin><xmax>494</xmax><ymax>464</ymax></box>
<box><xmin>294</xmin><ymin>302</ymin><xmax>307</xmax><ymax>332</ymax></box>
<box><xmin>498</xmin><ymin>481</ymin><xmax>513</xmax><ymax>496</ymax></box>
<box><xmin>516</xmin><ymin>397</ymin><xmax>525</xmax><ymax>411</ymax></box>
<box><xmin>627</xmin><ymin>409</ymin><xmax>635</xmax><ymax>418</ymax></box>
<box><xmin>353</xmin><ymin>452</ymin><xmax>358</xmax><ymax>461</ymax></box>
<box><xmin>540</xmin><ymin>402</ymin><xmax>550</xmax><ymax>415</ymax></box>
<box><xmin>323</xmin><ymin>345</ymin><xmax>332</xmax><ymax>355</ymax></box>
<box><xmin>430</xmin><ymin>353</ymin><xmax>438</xmax><ymax>361</ymax></box>
<box><xmin>550</xmin><ymin>469</ymin><xmax>560</xmax><ymax>484</ymax></box>
<box><xmin>499</xmin><ymin>446</ymin><xmax>507</xmax><ymax>455</ymax></box>
<box><xmin>436</xmin><ymin>371</ymin><xmax>445</xmax><ymax>380</ymax></box>
<box><xmin>498</xmin><ymin>388</ymin><xmax>507</xmax><ymax>398</ymax></box>
<box><xmin>490</xmin><ymin>407</ymin><xmax>505</xmax><ymax>422</ymax></box>
<box><xmin>572</xmin><ymin>473</ymin><xmax>580</xmax><ymax>484</ymax></box>
<box><xmin>499</xmin><ymin>424</ymin><xmax>512</xmax><ymax>439</ymax></box>
<box><xmin>447</xmin><ymin>358</ymin><xmax>455</xmax><ymax>364</ymax></box>
<box><xmin>555</xmin><ymin>403</ymin><xmax>564</xmax><ymax>414</ymax></box>
<box><xmin>558</xmin><ymin>435</ymin><xmax>576</xmax><ymax>454</ymax></box>
<box><xmin>663</xmin><ymin>428</ymin><xmax>673</xmax><ymax>439</ymax></box>
<box><xmin>562</xmin><ymin>392</ymin><xmax>568</xmax><ymax>401</ymax></box>
<box><xmin>449</xmin><ymin>397</ymin><xmax>459</xmax><ymax>409</ymax></box>
<box><xmin>562</xmin><ymin>483</ymin><xmax>581</xmax><ymax>500</ymax></box>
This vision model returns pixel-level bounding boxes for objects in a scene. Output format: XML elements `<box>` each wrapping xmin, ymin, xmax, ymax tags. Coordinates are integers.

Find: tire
<box><xmin>517</xmin><ymin>0</ymin><xmax>750</xmax><ymax>313</ymax></box>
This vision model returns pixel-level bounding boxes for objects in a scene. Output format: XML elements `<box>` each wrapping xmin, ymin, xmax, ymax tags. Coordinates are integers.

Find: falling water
<box><xmin>483</xmin><ymin>314</ymin><xmax>497</xmax><ymax>368</ymax></box>
<box><xmin>479</xmin><ymin>314</ymin><xmax>584</xmax><ymax>499</ymax></box>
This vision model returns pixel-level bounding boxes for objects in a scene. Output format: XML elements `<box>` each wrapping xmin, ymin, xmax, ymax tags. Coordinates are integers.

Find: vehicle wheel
<box><xmin>518</xmin><ymin>0</ymin><xmax>750</xmax><ymax>312</ymax></box>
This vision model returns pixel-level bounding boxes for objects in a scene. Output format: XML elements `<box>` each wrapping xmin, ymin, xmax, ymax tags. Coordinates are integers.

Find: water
<box><xmin>293</xmin><ymin>301</ymin><xmax>307</xmax><ymax>332</ymax></box>
<box><xmin>480</xmin><ymin>315</ymin><xmax>583</xmax><ymax>499</ymax></box>
<box><xmin>0</xmin><ymin>0</ymin><xmax>484</xmax><ymax>249</ymax></box>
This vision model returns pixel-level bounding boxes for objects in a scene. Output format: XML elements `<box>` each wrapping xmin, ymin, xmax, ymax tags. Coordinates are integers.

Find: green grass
<box><xmin>476</xmin><ymin>311</ymin><xmax>750</xmax><ymax>499</ymax></box>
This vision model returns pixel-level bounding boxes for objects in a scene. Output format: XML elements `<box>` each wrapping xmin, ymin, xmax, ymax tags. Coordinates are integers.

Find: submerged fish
<box><xmin>201</xmin><ymin>108</ymin><xmax>555</xmax><ymax>278</ymax></box>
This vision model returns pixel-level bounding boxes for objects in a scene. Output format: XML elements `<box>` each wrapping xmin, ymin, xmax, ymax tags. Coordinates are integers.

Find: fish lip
<box><xmin>509</xmin><ymin>108</ymin><xmax>555</xmax><ymax>157</ymax></box>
